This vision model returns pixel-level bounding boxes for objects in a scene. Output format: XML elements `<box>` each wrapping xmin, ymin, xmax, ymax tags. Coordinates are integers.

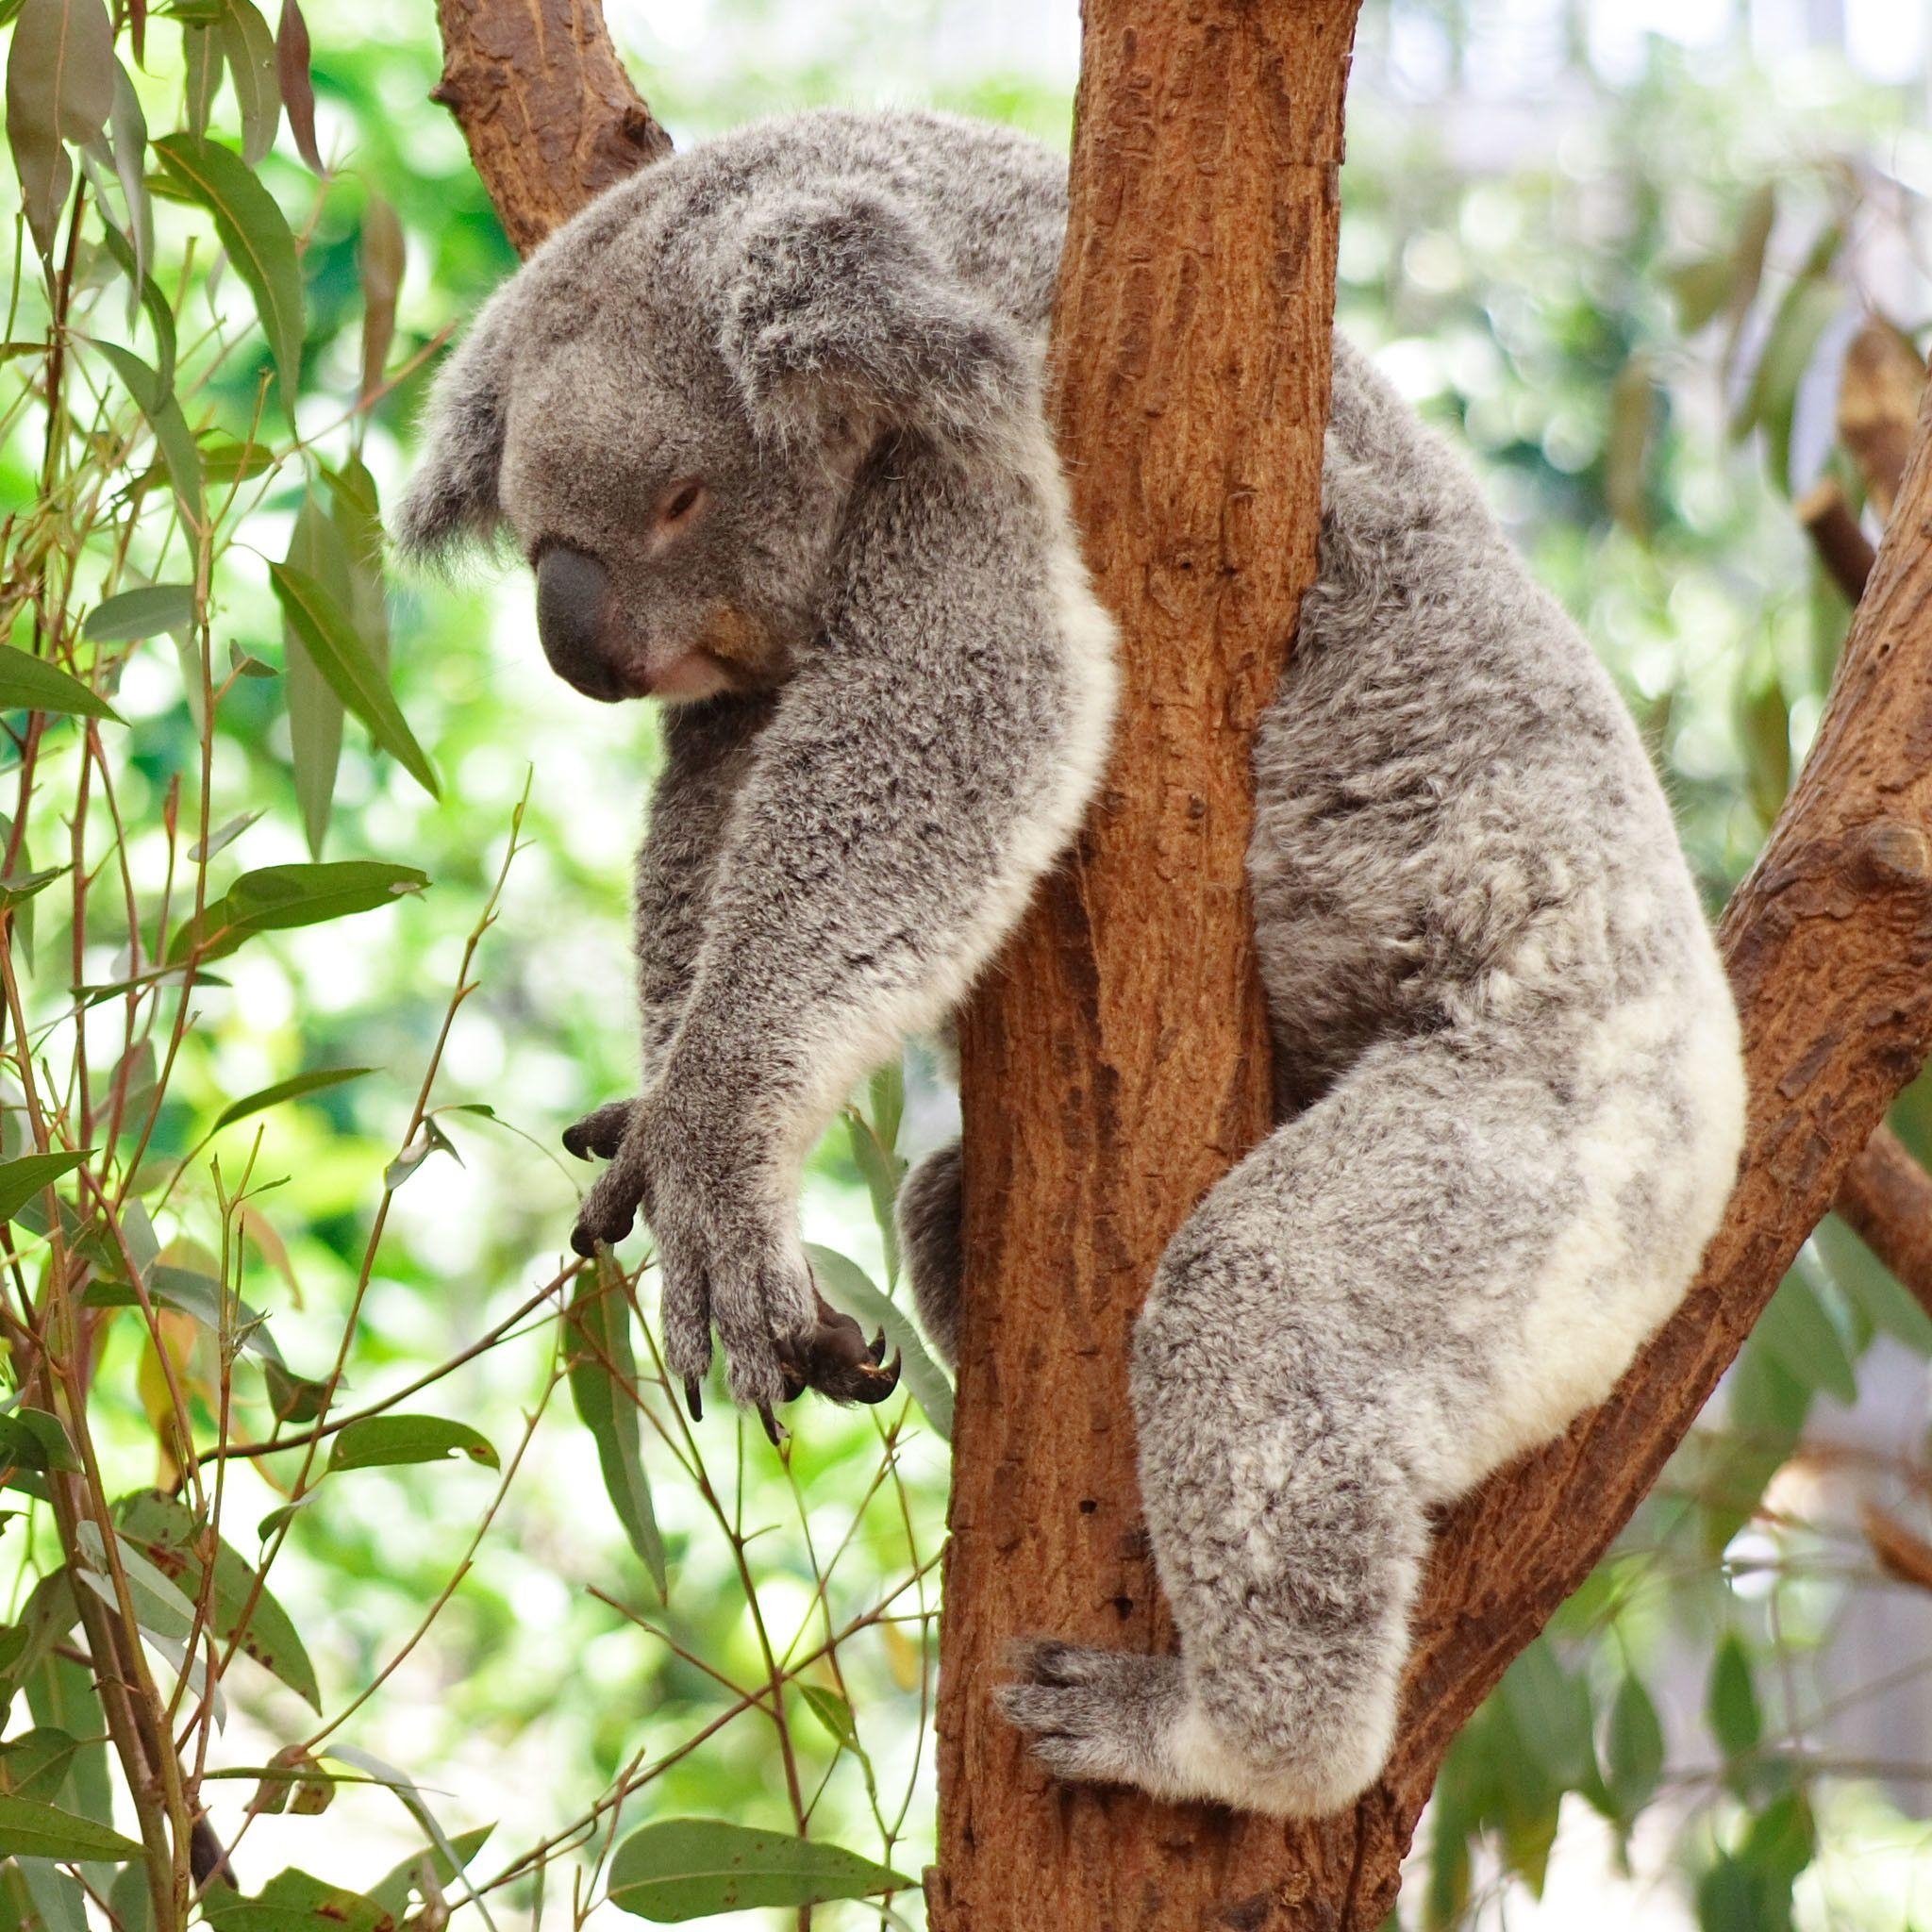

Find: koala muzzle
<box><xmin>536</xmin><ymin>545</ymin><xmax>625</xmax><ymax>703</ymax></box>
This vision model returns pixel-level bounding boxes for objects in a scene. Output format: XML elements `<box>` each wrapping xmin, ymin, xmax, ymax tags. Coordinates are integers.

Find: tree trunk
<box><xmin>428</xmin><ymin>5</ymin><xmax>1932</xmax><ymax>1927</ymax></box>
<box><xmin>933</xmin><ymin>3</ymin><xmax>1366</xmax><ymax>1927</ymax></box>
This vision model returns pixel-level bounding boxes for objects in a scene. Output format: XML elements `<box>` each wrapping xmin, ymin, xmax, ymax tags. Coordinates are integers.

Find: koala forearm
<box><xmin>656</xmin><ymin>440</ymin><xmax>1115</xmax><ymax>1175</ymax></box>
<box><xmin>631</xmin><ymin>693</ymin><xmax>774</xmax><ymax>1075</ymax></box>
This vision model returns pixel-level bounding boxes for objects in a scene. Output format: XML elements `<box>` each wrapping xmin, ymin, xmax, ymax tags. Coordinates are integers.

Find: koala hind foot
<box><xmin>997</xmin><ymin>1643</ymin><xmax>1191</xmax><ymax>1796</ymax></box>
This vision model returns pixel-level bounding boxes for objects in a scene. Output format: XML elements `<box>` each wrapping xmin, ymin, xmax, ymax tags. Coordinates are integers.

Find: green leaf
<box><xmin>108</xmin><ymin>1863</ymin><xmax>154</xmax><ymax>1932</ymax></box>
<box><xmin>1697</xmin><ymin>1856</ymin><xmax>1756</xmax><ymax>1932</ymax></box>
<box><xmin>0</xmin><ymin>1792</ymin><xmax>142</xmax><ymax>1861</ymax></box>
<box><xmin>217</xmin><ymin>0</ymin><xmax>280</xmax><ymax>167</ymax></box>
<box><xmin>799</xmin><ymin>1684</ymin><xmax>858</xmax><ymax>1752</ymax></box>
<box><xmin>368</xmin><ymin>1824</ymin><xmax>493</xmax><ymax>1918</ymax></box>
<box><xmin>1754</xmin><ymin>1270</ymin><xmax>1859</xmax><ymax>1406</ymax></box>
<box><xmin>566</xmin><ymin>1252</ymin><xmax>667</xmax><ymax>1597</ymax></box>
<box><xmin>85</xmin><ymin>585</ymin><xmax>193</xmax><ymax>642</ymax></box>
<box><xmin>94</xmin><ymin>220</ymin><xmax>174</xmax><ymax>400</ymax></box>
<box><xmin>269</xmin><ymin>563</ymin><xmax>439</xmax><ymax>798</ymax></box>
<box><xmin>358</xmin><ymin>194</ymin><xmax>404</xmax><ymax>403</ymax></box>
<box><xmin>6</xmin><ymin>0</ymin><xmax>115</xmax><ymax>254</ymax></box>
<box><xmin>1667</xmin><ymin>254</ymin><xmax>1735</xmax><ymax>335</ymax></box>
<box><xmin>326</xmin><ymin>1415</ymin><xmax>498</xmax><ymax>1474</ymax></box>
<box><xmin>844</xmin><ymin>1108</ymin><xmax>906</xmax><ymax>1285</ymax></box>
<box><xmin>0</xmin><ymin>868</ymin><xmax>68</xmax><ymax>914</ymax></box>
<box><xmin>168</xmin><ymin>859</ymin><xmax>428</xmax><ymax>965</ymax></box>
<box><xmin>1815</xmin><ymin>1212</ymin><xmax>1932</xmax><ymax>1356</ymax></box>
<box><xmin>115</xmin><ymin>1491</ymin><xmax>322</xmax><ymax>1710</ymax></box>
<box><xmin>0</xmin><ymin>646</ymin><xmax>121</xmax><ymax>724</ymax></box>
<box><xmin>152</xmin><ymin>132</ymin><xmax>304</xmax><ymax>417</ymax></box>
<box><xmin>73</xmin><ymin>1522</ymin><xmax>196</xmax><ymax>1644</ymax></box>
<box><xmin>0</xmin><ymin>1729</ymin><xmax>82</xmax><ymax>1804</ymax></box>
<box><xmin>282</xmin><ymin>493</ymin><xmax>349</xmax><ymax>855</ymax></box>
<box><xmin>1602</xmin><ymin>1672</ymin><xmax>1664</xmax><ymax>1817</ymax></box>
<box><xmin>214</xmin><ymin>1065</ymin><xmax>374</xmax><ymax>1132</ymax></box>
<box><xmin>202</xmin><ymin>436</ymin><xmax>275</xmax><ymax>484</ymax></box>
<box><xmin>805</xmin><ymin>1244</ymin><xmax>952</xmax><ymax>1441</ymax></box>
<box><xmin>91</xmin><ymin>340</ymin><xmax>202</xmax><ymax>531</ymax></box>
<box><xmin>203</xmin><ymin>1868</ymin><xmax>394</xmax><ymax>1932</ymax></box>
<box><xmin>1498</xmin><ymin>1637</ymin><xmax>1594</xmax><ymax>1791</ymax></box>
<box><xmin>606</xmin><ymin>1820</ymin><xmax>909</xmax><ymax>1923</ymax></box>
<box><xmin>0</xmin><ymin>1152</ymin><xmax>90</xmax><ymax>1225</ymax></box>
<box><xmin>181</xmin><ymin>22</ymin><xmax>221</xmax><ymax>138</ymax></box>
<box><xmin>0</xmin><ymin>1408</ymin><xmax>79</xmax><ymax>1476</ymax></box>
<box><xmin>1707</xmin><ymin>1632</ymin><xmax>1761</xmax><ymax>1763</ymax></box>
<box><xmin>100</xmin><ymin>58</ymin><xmax>153</xmax><ymax>304</ymax></box>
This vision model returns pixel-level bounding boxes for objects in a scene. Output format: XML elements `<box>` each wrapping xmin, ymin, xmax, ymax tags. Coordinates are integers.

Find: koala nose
<box><xmin>536</xmin><ymin>546</ymin><xmax>624</xmax><ymax>703</ymax></box>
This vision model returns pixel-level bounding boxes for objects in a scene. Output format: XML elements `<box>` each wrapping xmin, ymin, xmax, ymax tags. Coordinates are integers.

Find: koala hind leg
<box><xmin>1001</xmin><ymin>1309</ymin><xmax>1425</xmax><ymax>1816</ymax></box>
<box><xmin>896</xmin><ymin>1140</ymin><xmax>963</xmax><ymax>1369</ymax></box>
<box><xmin>1003</xmin><ymin>1014</ymin><xmax>1697</xmax><ymax>1814</ymax></box>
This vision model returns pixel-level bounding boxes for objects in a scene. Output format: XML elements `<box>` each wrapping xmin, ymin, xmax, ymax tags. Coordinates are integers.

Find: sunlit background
<box><xmin>4</xmin><ymin>0</ymin><xmax>1932</xmax><ymax>1926</ymax></box>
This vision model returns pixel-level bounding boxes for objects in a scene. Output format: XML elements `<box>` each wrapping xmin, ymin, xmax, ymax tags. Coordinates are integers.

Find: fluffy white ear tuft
<box><xmin>716</xmin><ymin>181</ymin><xmax>1033</xmax><ymax>449</ymax></box>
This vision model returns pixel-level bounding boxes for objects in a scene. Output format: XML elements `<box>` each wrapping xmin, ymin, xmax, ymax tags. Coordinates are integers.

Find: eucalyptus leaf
<box><xmin>214</xmin><ymin>1065</ymin><xmax>374</xmax><ymax>1131</ymax></box>
<box><xmin>275</xmin><ymin>0</ymin><xmax>323</xmax><ymax>173</ymax></box>
<box><xmin>283</xmin><ymin>494</ymin><xmax>349</xmax><ymax>854</ymax></box>
<box><xmin>153</xmin><ymin>132</ymin><xmax>304</xmax><ymax>417</ymax></box>
<box><xmin>168</xmin><ymin>859</ymin><xmax>428</xmax><ymax>965</ymax></box>
<box><xmin>92</xmin><ymin>340</ymin><xmax>202</xmax><ymax>530</ymax></box>
<box><xmin>269</xmin><ymin>563</ymin><xmax>440</xmax><ymax>798</ymax></box>
<box><xmin>218</xmin><ymin>0</ymin><xmax>281</xmax><ymax>166</ymax></box>
<box><xmin>6</xmin><ymin>0</ymin><xmax>115</xmax><ymax>254</ymax></box>
<box><xmin>0</xmin><ymin>1792</ymin><xmax>142</xmax><ymax>1861</ymax></box>
<box><xmin>115</xmin><ymin>1491</ymin><xmax>322</xmax><ymax>1709</ymax></box>
<box><xmin>566</xmin><ymin>1252</ymin><xmax>667</xmax><ymax>1596</ymax></box>
<box><xmin>606</xmin><ymin>1820</ymin><xmax>909</xmax><ymax>1923</ymax></box>
<box><xmin>326</xmin><ymin>1415</ymin><xmax>498</xmax><ymax>1474</ymax></box>
<box><xmin>0</xmin><ymin>1151</ymin><xmax>91</xmax><ymax>1225</ymax></box>
<box><xmin>85</xmin><ymin>584</ymin><xmax>194</xmax><ymax>642</ymax></box>
<box><xmin>0</xmin><ymin>645</ymin><xmax>121</xmax><ymax>724</ymax></box>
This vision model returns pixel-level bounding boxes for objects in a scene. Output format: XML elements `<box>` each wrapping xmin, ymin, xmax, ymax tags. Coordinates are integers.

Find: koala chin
<box><xmin>398</xmin><ymin>108</ymin><xmax>1747</xmax><ymax>1819</ymax></box>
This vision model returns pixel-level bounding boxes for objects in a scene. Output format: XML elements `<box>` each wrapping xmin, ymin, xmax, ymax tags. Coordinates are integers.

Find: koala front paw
<box><xmin>563</xmin><ymin>1098</ymin><xmax>636</xmax><ymax>1163</ymax></box>
<box><xmin>566</xmin><ymin>1099</ymin><xmax>900</xmax><ymax>1436</ymax></box>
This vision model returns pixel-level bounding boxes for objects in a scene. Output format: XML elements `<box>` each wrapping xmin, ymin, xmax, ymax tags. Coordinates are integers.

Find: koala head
<box><xmin>396</xmin><ymin>158</ymin><xmax>1037</xmax><ymax>707</ymax></box>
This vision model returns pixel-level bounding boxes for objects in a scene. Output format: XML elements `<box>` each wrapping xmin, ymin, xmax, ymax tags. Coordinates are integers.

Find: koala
<box><xmin>397</xmin><ymin>108</ymin><xmax>1747</xmax><ymax>1821</ymax></box>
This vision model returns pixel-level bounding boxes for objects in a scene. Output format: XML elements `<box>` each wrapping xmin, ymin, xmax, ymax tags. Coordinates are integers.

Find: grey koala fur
<box><xmin>397</xmin><ymin>108</ymin><xmax>1746</xmax><ymax>1819</ymax></box>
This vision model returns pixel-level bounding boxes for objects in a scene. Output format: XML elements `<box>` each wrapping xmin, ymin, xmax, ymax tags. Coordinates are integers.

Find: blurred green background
<box><xmin>4</xmin><ymin>0</ymin><xmax>1932</xmax><ymax>1927</ymax></box>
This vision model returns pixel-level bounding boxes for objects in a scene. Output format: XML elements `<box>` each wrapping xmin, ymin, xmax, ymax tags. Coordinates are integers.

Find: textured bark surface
<box><xmin>431</xmin><ymin>0</ymin><xmax>668</xmax><ymax>257</ymax></box>
<box><xmin>434</xmin><ymin>4</ymin><xmax>1932</xmax><ymax>1926</ymax></box>
<box><xmin>935</xmin><ymin>6</ymin><xmax>1368</xmax><ymax>1928</ymax></box>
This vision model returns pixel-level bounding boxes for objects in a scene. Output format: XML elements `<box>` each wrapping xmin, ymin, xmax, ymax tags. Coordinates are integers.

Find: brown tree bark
<box><xmin>430</xmin><ymin>4</ymin><xmax>1932</xmax><ymax>1927</ymax></box>
<box><xmin>935</xmin><ymin>4</ymin><xmax>1366</xmax><ymax>1927</ymax></box>
<box><xmin>430</xmin><ymin>0</ymin><xmax>669</xmax><ymax>257</ymax></box>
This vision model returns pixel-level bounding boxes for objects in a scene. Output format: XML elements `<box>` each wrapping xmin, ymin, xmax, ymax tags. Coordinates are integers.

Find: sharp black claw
<box><xmin>758</xmin><ymin>1402</ymin><xmax>784</xmax><ymax>1447</ymax></box>
<box><xmin>684</xmin><ymin>1376</ymin><xmax>703</xmax><ymax>1423</ymax></box>
<box><xmin>849</xmin><ymin>1350</ymin><xmax>902</xmax><ymax>1406</ymax></box>
<box><xmin>866</xmin><ymin>1326</ymin><xmax>888</xmax><ymax>1366</ymax></box>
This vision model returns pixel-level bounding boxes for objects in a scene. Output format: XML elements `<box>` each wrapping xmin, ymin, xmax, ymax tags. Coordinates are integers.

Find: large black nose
<box><xmin>535</xmin><ymin>546</ymin><xmax>622</xmax><ymax>702</ymax></box>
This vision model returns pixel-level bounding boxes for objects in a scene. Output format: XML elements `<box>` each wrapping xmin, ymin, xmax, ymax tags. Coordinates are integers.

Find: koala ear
<box><xmin>718</xmin><ymin>184</ymin><xmax>1034</xmax><ymax>447</ymax></box>
<box><xmin>393</xmin><ymin>296</ymin><xmax>516</xmax><ymax>564</ymax></box>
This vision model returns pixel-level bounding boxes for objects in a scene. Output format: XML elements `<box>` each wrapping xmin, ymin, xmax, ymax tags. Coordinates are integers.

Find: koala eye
<box><xmin>658</xmin><ymin>479</ymin><xmax>708</xmax><ymax>525</ymax></box>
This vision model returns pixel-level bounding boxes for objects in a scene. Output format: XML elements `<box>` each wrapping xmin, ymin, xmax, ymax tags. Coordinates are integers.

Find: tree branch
<box><xmin>430</xmin><ymin>0</ymin><xmax>669</xmax><ymax>257</ymax></box>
